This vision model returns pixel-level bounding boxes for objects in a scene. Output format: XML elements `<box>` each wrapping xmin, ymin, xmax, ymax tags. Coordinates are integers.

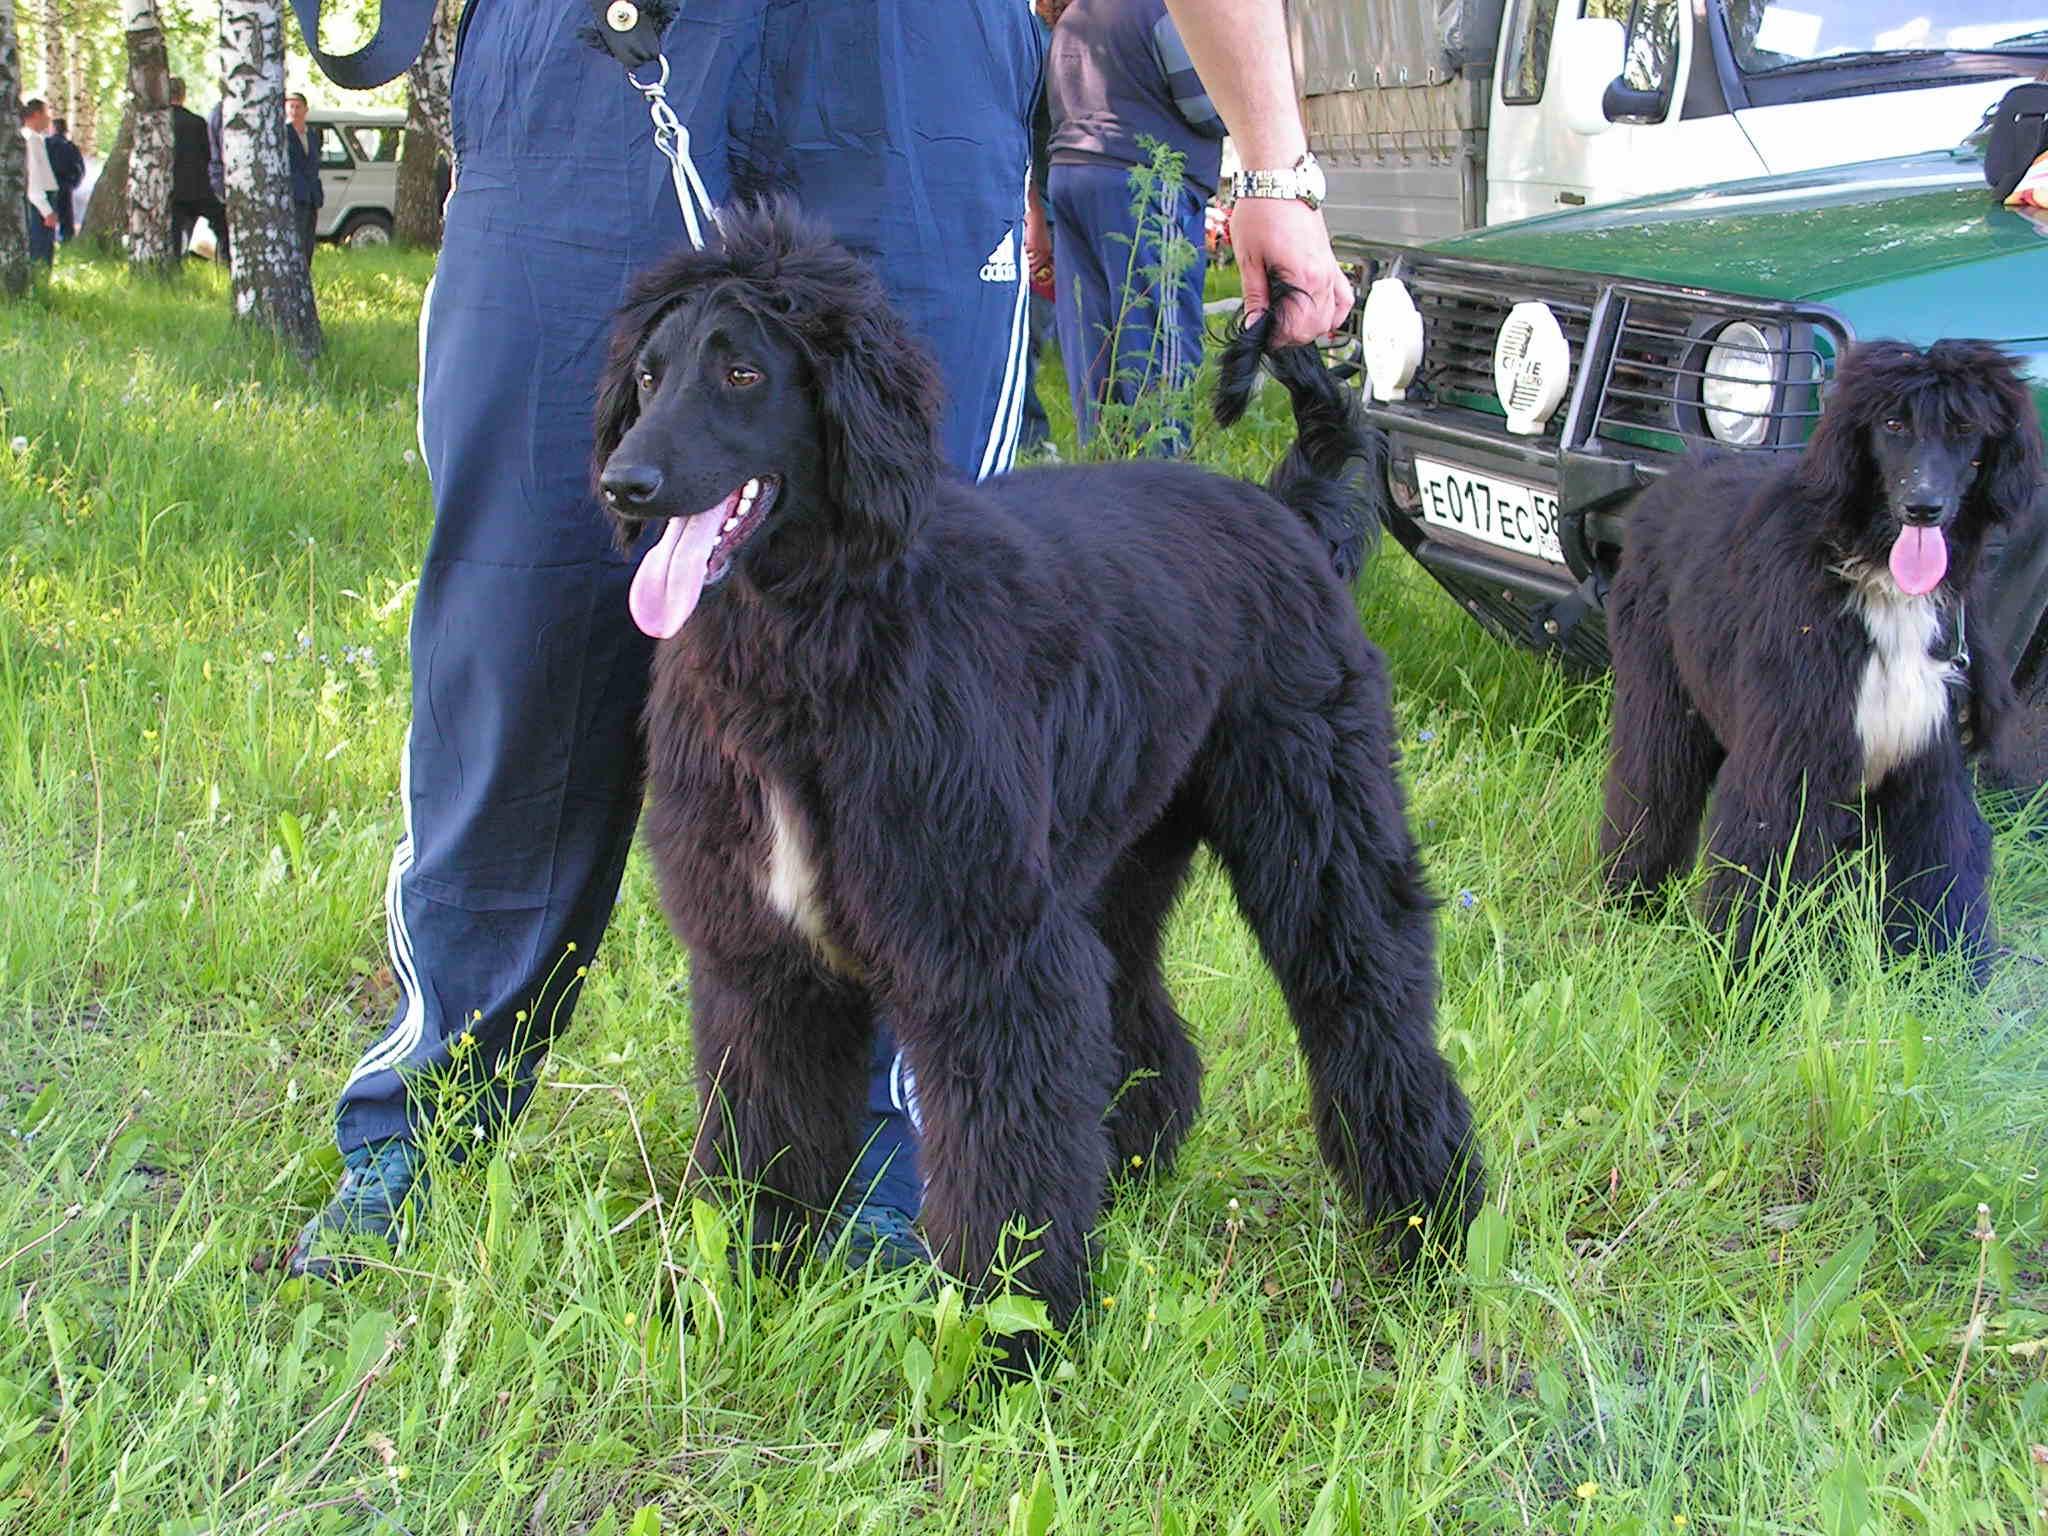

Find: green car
<box><xmin>1339</xmin><ymin>132</ymin><xmax>2048</xmax><ymax>781</ymax></box>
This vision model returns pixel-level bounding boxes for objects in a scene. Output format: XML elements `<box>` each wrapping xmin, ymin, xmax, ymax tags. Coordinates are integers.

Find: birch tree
<box><xmin>40</xmin><ymin>0</ymin><xmax>62</xmax><ymax>119</ymax></box>
<box><xmin>121</xmin><ymin>0</ymin><xmax>174</xmax><ymax>271</ymax></box>
<box><xmin>220</xmin><ymin>0</ymin><xmax>320</xmax><ymax>358</ymax></box>
<box><xmin>70</xmin><ymin>7</ymin><xmax>100</xmax><ymax>153</ymax></box>
<box><xmin>393</xmin><ymin>0</ymin><xmax>455</xmax><ymax>246</ymax></box>
<box><xmin>1</xmin><ymin>0</ymin><xmax>30</xmax><ymax>297</ymax></box>
<box><xmin>77</xmin><ymin>103</ymin><xmax>127</xmax><ymax>246</ymax></box>
<box><xmin>67</xmin><ymin>16</ymin><xmax>89</xmax><ymax>149</ymax></box>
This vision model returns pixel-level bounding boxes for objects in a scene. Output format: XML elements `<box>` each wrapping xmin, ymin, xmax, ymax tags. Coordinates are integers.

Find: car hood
<box><xmin>1439</xmin><ymin>150</ymin><xmax>2048</xmax><ymax>305</ymax></box>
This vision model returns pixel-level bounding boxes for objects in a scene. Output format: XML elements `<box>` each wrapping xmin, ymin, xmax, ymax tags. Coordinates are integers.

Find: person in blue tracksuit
<box><xmin>288</xmin><ymin>0</ymin><xmax>1044</xmax><ymax>1278</ymax></box>
<box><xmin>1044</xmin><ymin>0</ymin><xmax>1224</xmax><ymax>453</ymax></box>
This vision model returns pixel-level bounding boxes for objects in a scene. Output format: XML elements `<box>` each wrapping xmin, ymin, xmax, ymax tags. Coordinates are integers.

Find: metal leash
<box><xmin>627</xmin><ymin>53</ymin><xmax>721</xmax><ymax>251</ymax></box>
<box><xmin>593</xmin><ymin>1</ymin><xmax>720</xmax><ymax>250</ymax></box>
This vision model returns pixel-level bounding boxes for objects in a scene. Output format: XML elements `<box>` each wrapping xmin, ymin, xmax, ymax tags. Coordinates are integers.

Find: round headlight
<box><xmin>1702</xmin><ymin>322</ymin><xmax>1777</xmax><ymax>447</ymax></box>
<box><xmin>1361</xmin><ymin>278</ymin><xmax>1424</xmax><ymax>402</ymax></box>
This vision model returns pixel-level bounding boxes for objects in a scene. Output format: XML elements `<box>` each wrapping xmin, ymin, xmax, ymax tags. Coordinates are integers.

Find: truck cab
<box><xmin>1296</xmin><ymin>1</ymin><xmax>2048</xmax><ymax>241</ymax></box>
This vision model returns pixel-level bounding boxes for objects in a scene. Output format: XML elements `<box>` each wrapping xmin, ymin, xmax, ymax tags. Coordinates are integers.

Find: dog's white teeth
<box><xmin>723</xmin><ymin>517</ymin><xmax>739</xmax><ymax>532</ymax></box>
<box><xmin>743</xmin><ymin>477</ymin><xmax>760</xmax><ymax>498</ymax></box>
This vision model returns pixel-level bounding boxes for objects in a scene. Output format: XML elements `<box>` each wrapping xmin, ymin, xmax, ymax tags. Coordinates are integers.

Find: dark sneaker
<box><xmin>839</xmin><ymin>1034</ymin><xmax>927</xmax><ymax>1273</ymax></box>
<box><xmin>284</xmin><ymin>1138</ymin><xmax>426</xmax><ymax>1281</ymax></box>
<box><xmin>830</xmin><ymin>1194</ymin><xmax>930</xmax><ymax>1273</ymax></box>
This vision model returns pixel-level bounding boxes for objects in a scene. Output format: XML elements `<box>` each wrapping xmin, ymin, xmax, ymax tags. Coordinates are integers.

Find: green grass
<box><xmin>3</xmin><ymin>251</ymin><xmax>2047</xmax><ymax>1536</ymax></box>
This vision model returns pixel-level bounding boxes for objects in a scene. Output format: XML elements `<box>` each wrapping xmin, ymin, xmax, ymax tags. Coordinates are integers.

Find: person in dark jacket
<box><xmin>1044</xmin><ymin>0</ymin><xmax>1225</xmax><ymax>453</ymax></box>
<box><xmin>285</xmin><ymin>92</ymin><xmax>324</xmax><ymax>267</ymax></box>
<box><xmin>44</xmin><ymin>116</ymin><xmax>84</xmax><ymax>243</ymax></box>
<box><xmin>168</xmin><ymin>78</ymin><xmax>227</xmax><ymax>261</ymax></box>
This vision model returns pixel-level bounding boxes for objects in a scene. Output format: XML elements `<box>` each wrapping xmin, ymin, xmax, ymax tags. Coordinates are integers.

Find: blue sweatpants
<box><xmin>336</xmin><ymin>0</ymin><xmax>1041</xmax><ymax>1224</ymax></box>
<box><xmin>1046</xmin><ymin>161</ymin><xmax>1209</xmax><ymax>451</ymax></box>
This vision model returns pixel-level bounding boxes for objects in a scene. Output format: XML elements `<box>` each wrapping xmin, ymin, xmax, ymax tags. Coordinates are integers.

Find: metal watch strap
<box><xmin>1238</xmin><ymin>167</ymin><xmax>1296</xmax><ymax>201</ymax></box>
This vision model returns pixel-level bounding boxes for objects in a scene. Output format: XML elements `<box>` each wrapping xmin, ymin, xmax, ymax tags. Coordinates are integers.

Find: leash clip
<box><xmin>628</xmin><ymin>54</ymin><xmax>721</xmax><ymax>251</ymax></box>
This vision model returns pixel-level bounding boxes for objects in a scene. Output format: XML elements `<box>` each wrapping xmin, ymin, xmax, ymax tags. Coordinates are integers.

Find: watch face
<box><xmin>1302</xmin><ymin>157</ymin><xmax>1327</xmax><ymax>205</ymax></box>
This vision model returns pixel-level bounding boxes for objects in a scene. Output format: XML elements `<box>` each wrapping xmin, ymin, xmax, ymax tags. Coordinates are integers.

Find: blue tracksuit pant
<box><xmin>1046</xmin><ymin>160</ymin><xmax>1208</xmax><ymax>451</ymax></box>
<box><xmin>336</xmin><ymin>0</ymin><xmax>1041</xmax><ymax>1223</ymax></box>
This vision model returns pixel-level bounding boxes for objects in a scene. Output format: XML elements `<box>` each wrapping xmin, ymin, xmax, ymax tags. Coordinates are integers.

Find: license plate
<box><xmin>1414</xmin><ymin>457</ymin><xmax>1565</xmax><ymax>566</ymax></box>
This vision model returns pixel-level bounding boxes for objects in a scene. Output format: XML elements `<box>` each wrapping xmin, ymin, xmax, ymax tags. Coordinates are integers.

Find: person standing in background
<box><xmin>1044</xmin><ymin>0</ymin><xmax>1224</xmax><ymax>452</ymax></box>
<box><xmin>19</xmin><ymin>99</ymin><xmax>59</xmax><ymax>266</ymax></box>
<box><xmin>285</xmin><ymin>92</ymin><xmax>323</xmax><ymax>267</ymax></box>
<box><xmin>169</xmin><ymin>78</ymin><xmax>227</xmax><ymax>261</ymax></box>
<box><xmin>44</xmin><ymin>116</ymin><xmax>84</xmax><ymax>244</ymax></box>
<box><xmin>1017</xmin><ymin>0</ymin><xmax>1067</xmax><ymax>459</ymax></box>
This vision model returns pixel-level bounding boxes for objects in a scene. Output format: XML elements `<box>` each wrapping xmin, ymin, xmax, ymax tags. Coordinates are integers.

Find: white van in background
<box><xmin>1293</xmin><ymin>1</ymin><xmax>2048</xmax><ymax>243</ymax></box>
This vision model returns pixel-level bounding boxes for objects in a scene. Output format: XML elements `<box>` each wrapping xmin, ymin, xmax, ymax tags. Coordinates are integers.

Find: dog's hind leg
<box><xmin>1871</xmin><ymin>738</ymin><xmax>1995</xmax><ymax>982</ymax></box>
<box><xmin>688</xmin><ymin>958</ymin><xmax>875</xmax><ymax>1262</ymax></box>
<box><xmin>1098</xmin><ymin>801</ymin><xmax>1205</xmax><ymax>1179</ymax></box>
<box><xmin>1602</xmin><ymin>610</ymin><xmax>1722</xmax><ymax>897</ymax></box>
<box><xmin>1197</xmin><ymin>652</ymin><xmax>1482</xmax><ymax>1259</ymax></box>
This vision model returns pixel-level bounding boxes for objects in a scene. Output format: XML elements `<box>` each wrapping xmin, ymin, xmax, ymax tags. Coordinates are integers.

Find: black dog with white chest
<box><xmin>1602</xmin><ymin>339</ymin><xmax>2043</xmax><ymax>976</ymax></box>
<box><xmin>592</xmin><ymin>201</ymin><xmax>1481</xmax><ymax>1327</ymax></box>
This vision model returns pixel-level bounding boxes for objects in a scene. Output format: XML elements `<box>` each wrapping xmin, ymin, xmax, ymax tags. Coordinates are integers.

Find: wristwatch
<box><xmin>1231</xmin><ymin>152</ymin><xmax>1326</xmax><ymax>211</ymax></box>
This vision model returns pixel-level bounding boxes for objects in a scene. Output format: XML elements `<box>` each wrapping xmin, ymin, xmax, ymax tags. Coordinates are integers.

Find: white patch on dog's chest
<box><xmin>761</xmin><ymin>783</ymin><xmax>860</xmax><ymax>976</ymax></box>
<box><xmin>1849</xmin><ymin>583</ymin><xmax>1956</xmax><ymax>788</ymax></box>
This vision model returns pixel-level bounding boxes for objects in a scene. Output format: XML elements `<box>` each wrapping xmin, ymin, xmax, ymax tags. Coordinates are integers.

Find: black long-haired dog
<box><xmin>592</xmin><ymin>201</ymin><xmax>1480</xmax><ymax>1327</ymax></box>
<box><xmin>1602</xmin><ymin>339</ymin><xmax>2043</xmax><ymax>977</ymax></box>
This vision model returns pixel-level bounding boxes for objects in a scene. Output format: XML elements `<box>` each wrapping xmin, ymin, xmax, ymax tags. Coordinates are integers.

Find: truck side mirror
<box><xmin>1556</xmin><ymin>16</ymin><xmax>1626</xmax><ymax>137</ymax></box>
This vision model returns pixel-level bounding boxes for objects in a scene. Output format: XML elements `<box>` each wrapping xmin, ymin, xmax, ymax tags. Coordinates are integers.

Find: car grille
<box><xmin>1406</xmin><ymin>273</ymin><xmax>1599</xmax><ymax>439</ymax></box>
<box><xmin>1353</xmin><ymin>250</ymin><xmax>1849</xmax><ymax>458</ymax></box>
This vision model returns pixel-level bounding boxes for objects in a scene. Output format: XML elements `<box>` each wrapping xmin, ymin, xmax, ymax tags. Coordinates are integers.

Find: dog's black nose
<box><xmin>601</xmin><ymin>463</ymin><xmax>664</xmax><ymax>507</ymax></box>
<box><xmin>1901</xmin><ymin>503</ymin><xmax>1944</xmax><ymax>526</ymax></box>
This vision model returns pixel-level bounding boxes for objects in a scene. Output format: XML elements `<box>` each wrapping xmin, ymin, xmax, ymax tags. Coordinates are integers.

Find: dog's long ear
<box><xmin>592</xmin><ymin>290</ymin><xmax>675</xmax><ymax>551</ymax></box>
<box><xmin>1796</xmin><ymin>342</ymin><xmax>1894</xmax><ymax>512</ymax></box>
<box><xmin>1971</xmin><ymin>345</ymin><xmax>2046</xmax><ymax>526</ymax></box>
<box><xmin>813</xmin><ymin>298</ymin><xmax>945</xmax><ymax>569</ymax></box>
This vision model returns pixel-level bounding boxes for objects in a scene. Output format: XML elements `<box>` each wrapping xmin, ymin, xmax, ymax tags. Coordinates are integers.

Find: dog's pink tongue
<box><xmin>1889</xmin><ymin>526</ymin><xmax>1948</xmax><ymax>597</ymax></box>
<box><xmin>628</xmin><ymin>503</ymin><xmax>729</xmax><ymax>639</ymax></box>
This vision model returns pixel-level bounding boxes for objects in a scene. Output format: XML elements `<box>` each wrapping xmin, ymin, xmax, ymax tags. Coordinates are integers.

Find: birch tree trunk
<box><xmin>40</xmin><ymin>0</ymin><xmax>64</xmax><ymax>119</ymax></box>
<box><xmin>78</xmin><ymin>104</ymin><xmax>128</xmax><ymax>246</ymax></box>
<box><xmin>393</xmin><ymin>0</ymin><xmax>454</xmax><ymax>246</ymax></box>
<box><xmin>411</xmin><ymin>0</ymin><xmax>455</xmax><ymax>150</ymax></box>
<box><xmin>70</xmin><ymin>26</ymin><xmax>95</xmax><ymax>153</ymax></box>
<box><xmin>121</xmin><ymin>0</ymin><xmax>174</xmax><ymax>272</ymax></box>
<box><xmin>0</xmin><ymin>0</ymin><xmax>30</xmax><ymax>298</ymax></box>
<box><xmin>221</xmin><ymin>0</ymin><xmax>320</xmax><ymax>359</ymax></box>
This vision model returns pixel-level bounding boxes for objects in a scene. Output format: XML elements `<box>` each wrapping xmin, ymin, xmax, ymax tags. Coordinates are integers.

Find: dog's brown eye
<box><xmin>726</xmin><ymin>366</ymin><xmax>761</xmax><ymax>389</ymax></box>
<box><xmin>1883</xmin><ymin>417</ymin><xmax>1906</xmax><ymax>434</ymax></box>
<box><xmin>636</xmin><ymin>369</ymin><xmax>656</xmax><ymax>392</ymax></box>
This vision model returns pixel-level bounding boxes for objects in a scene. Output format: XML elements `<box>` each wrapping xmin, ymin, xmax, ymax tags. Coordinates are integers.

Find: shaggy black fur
<box><xmin>1602</xmin><ymin>339</ymin><xmax>2044</xmax><ymax>977</ymax></box>
<box><xmin>593</xmin><ymin>201</ymin><xmax>1482</xmax><ymax>1326</ymax></box>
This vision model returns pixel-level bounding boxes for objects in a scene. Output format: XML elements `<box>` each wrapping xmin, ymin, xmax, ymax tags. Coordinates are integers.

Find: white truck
<box><xmin>1293</xmin><ymin>0</ymin><xmax>2048</xmax><ymax>242</ymax></box>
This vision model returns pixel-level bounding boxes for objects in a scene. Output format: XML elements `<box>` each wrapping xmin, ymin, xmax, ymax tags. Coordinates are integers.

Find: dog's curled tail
<box><xmin>1214</xmin><ymin>276</ymin><xmax>1386</xmax><ymax>583</ymax></box>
